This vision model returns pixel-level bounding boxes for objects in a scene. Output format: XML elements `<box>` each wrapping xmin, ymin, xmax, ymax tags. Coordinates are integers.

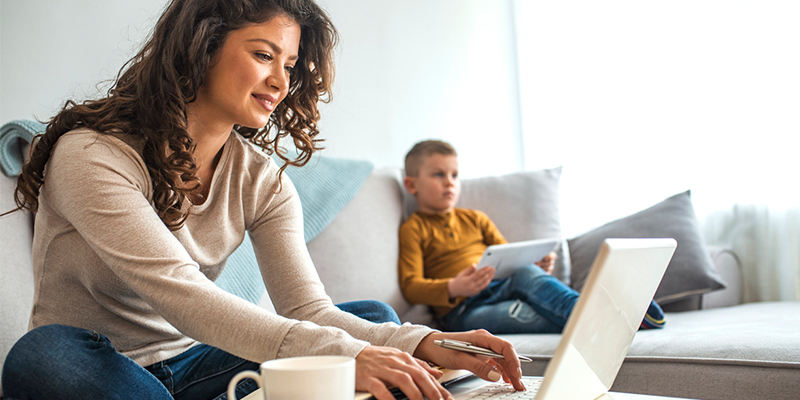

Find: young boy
<box><xmin>398</xmin><ymin>140</ymin><xmax>665</xmax><ymax>333</ymax></box>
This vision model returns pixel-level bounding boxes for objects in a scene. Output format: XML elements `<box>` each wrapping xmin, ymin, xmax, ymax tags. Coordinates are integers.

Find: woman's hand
<box><xmin>413</xmin><ymin>330</ymin><xmax>526</xmax><ymax>392</ymax></box>
<box><xmin>355</xmin><ymin>345</ymin><xmax>453</xmax><ymax>400</ymax></box>
<box><xmin>447</xmin><ymin>264</ymin><xmax>495</xmax><ymax>298</ymax></box>
<box><xmin>535</xmin><ymin>252</ymin><xmax>558</xmax><ymax>275</ymax></box>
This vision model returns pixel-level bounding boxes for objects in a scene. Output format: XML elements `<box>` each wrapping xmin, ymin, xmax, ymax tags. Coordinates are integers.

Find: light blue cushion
<box><xmin>0</xmin><ymin>120</ymin><xmax>46</xmax><ymax>176</ymax></box>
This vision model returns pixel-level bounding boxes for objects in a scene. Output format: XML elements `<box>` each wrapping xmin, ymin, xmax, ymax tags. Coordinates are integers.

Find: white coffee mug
<box><xmin>227</xmin><ymin>355</ymin><xmax>355</xmax><ymax>400</ymax></box>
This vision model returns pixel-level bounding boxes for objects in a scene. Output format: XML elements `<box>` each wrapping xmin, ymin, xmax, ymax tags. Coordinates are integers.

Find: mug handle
<box><xmin>227</xmin><ymin>370</ymin><xmax>262</xmax><ymax>400</ymax></box>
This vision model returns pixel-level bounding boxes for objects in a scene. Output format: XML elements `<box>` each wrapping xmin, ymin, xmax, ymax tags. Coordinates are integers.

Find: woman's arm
<box><xmin>44</xmin><ymin>131</ymin><xmax>370</xmax><ymax>362</ymax></box>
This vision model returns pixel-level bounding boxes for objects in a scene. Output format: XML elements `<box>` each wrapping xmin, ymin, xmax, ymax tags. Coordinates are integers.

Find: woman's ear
<box><xmin>403</xmin><ymin>176</ymin><xmax>417</xmax><ymax>195</ymax></box>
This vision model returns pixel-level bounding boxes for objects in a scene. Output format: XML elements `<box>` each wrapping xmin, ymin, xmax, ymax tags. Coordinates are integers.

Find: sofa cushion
<box><xmin>568</xmin><ymin>190</ymin><xmax>726</xmax><ymax>305</ymax></box>
<box><xmin>303</xmin><ymin>167</ymin><xmax>414</xmax><ymax>317</ymax></box>
<box><xmin>0</xmin><ymin>173</ymin><xmax>35</xmax><ymax>396</ymax></box>
<box><xmin>506</xmin><ymin>301</ymin><xmax>800</xmax><ymax>400</ymax></box>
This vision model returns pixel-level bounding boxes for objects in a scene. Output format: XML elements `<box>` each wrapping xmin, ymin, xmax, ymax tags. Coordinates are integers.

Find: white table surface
<box><xmin>241</xmin><ymin>385</ymin><xmax>694</xmax><ymax>400</ymax></box>
<box><xmin>238</xmin><ymin>367</ymin><xmax>694</xmax><ymax>400</ymax></box>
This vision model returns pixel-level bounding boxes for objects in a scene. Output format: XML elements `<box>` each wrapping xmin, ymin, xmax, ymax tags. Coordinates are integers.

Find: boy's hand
<box><xmin>535</xmin><ymin>252</ymin><xmax>558</xmax><ymax>275</ymax></box>
<box><xmin>448</xmin><ymin>264</ymin><xmax>494</xmax><ymax>298</ymax></box>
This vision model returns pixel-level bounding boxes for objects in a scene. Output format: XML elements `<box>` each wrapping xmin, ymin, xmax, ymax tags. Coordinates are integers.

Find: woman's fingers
<box><xmin>414</xmin><ymin>358</ymin><xmax>444</xmax><ymax>379</ymax></box>
<box><xmin>361</xmin><ymin>376</ymin><xmax>397</xmax><ymax>400</ymax></box>
<box><xmin>483</xmin><ymin>336</ymin><xmax>525</xmax><ymax>391</ymax></box>
<box><xmin>398</xmin><ymin>365</ymin><xmax>449</xmax><ymax>400</ymax></box>
<box><xmin>487</xmin><ymin>358</ymin><xmax>511</xmax><ymax>384</ymax></box>
<box><xmin>387</xmin><ymin>356</ymin><xmax>443</xmax><ymax>400</ymax></box>
<box><xmin>418</xmin><ymin>331</ymin><xmax>526</xmax><ymax>392</ymax></box>
<box><xmin>413</xmin><ymin>359</ymin><xmax>450</xmax><ymax>399</ymax></box>
<box><xmin>356</xmin><ymin>346</ymin><xmax>451</xmax><ymax>400</ymax></box>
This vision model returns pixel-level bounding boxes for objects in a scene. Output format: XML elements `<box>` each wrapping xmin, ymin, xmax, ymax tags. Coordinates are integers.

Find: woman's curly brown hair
<box><xmin>10</xmin><ymin>0</ymin><xmax>337</xmax><ymax>230</ymax></box>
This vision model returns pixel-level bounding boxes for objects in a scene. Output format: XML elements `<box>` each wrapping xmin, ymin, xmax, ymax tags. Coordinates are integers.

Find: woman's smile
<box><xmin>252</xmin><ymin>93</ymin><xmax>278</xmax><ymax>112</ymax></box>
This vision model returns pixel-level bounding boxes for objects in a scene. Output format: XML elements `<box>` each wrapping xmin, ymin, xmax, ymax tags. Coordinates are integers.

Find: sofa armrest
<box><xmin>1</xmin><ymin>172</ymin><xmax>35</xmax><ymax>398</ymax></box>
<box><xmin>661</xmin><ymin>247</ymin><xmax>743</xmax><ymax>312</ymax></box>
<box><xmin>700</xmin><ymin>247</ymin><xmax>743</xmax><ymax>309</ymax></box>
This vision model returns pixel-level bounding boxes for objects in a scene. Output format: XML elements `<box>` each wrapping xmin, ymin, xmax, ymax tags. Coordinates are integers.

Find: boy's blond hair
<box><xmin>404</xmin><ymin>140</ymin><xmax>458</xmax><ymax>177</ymax></box>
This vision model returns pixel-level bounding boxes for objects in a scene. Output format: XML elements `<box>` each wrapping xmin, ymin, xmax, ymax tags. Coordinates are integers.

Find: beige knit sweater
<box><xmin>30</xmin><ymin>128</ymin><xmax>433</xmax><ymax>367</ymax></box>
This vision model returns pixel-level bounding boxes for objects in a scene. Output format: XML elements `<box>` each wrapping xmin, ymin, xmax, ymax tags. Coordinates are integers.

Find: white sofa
<box><xmin>3</xmin><ymin>163</ymin><xmax>800</xmax><ymax>400</ymax></box>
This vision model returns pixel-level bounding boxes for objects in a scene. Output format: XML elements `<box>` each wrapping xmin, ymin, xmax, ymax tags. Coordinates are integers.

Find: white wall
<box><xmin>316</xmin><ymin>0</ymin><xmax>521</xmax><ymax>175</ymax></box>
<box><xmin>0</xmin><ymin>0</ymin><xmax>522</xmax><ymax>177</ymax></box>
<box><xmin>0</xmin><ymin>4</ymin><xmax>3</xmax><ymax>102</ymax></box>
<box><xmin>0</xmin><ymin>0</ymin><xmax>168</xmax><ymax>123</ymax></box>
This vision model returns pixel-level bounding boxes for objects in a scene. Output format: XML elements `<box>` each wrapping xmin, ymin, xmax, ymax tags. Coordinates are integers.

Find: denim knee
<box><xmin>364</xmin><ymin>300</ymin><xmax>402</xmax><ymax>324</ymax></box>
<box><xmin>336</xmin><ymin>300</ymin><xmax>401</xmax><ymax>324</ymax></box>
<box><xmin>2</xmin><ymin>324</ymin><xmax>172</xmax><ymax>400</ymax></box>
<box><xmin>3</xmin><ymin>325</ymin><xmax>92</xmax><ymax>376</ymax></box>
<box><xmin>509</xmin><ymin>264</ymin><xmax>546</xmax><ymax>284</ymax></box>
<box><xmin>519</xmin><ymin>264</ymin><xmax>547</xmax><ymax>277</ymax></box>
<box><xmin>3</xmin><ymin>325</ymin><xmax>97</xmax><ymax>397</ymax></box>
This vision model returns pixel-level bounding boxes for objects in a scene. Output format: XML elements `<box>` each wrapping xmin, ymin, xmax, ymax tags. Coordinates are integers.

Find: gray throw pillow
<box><xmin>568</xmin><ymin>190</ymin><xmax>726</xmax><ymax>304</ymax></box>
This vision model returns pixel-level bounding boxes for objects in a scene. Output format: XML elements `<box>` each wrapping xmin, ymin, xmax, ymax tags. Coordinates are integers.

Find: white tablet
<box><xmin>477</xmin><ymin>238</ymin><xmax>560</xmax><ymax>280</ymax></box>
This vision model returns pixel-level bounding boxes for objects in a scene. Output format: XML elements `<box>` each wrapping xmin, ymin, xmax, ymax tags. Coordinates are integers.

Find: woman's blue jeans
<box><xmin>1</xmin><ymin>300</ymin><xmax>400</xmax><ymax>400</ymax></box>
<box><xmin>441</xmin><ymin>265</ymin><xmax>580</xmax><ymax>334</ymax></box>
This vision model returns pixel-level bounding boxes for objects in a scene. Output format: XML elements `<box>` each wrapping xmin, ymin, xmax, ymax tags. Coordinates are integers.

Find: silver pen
<box><xmin>434</xmin><ymin>339</ymin><xmax>533</xmax><ymax>362</ymax></box>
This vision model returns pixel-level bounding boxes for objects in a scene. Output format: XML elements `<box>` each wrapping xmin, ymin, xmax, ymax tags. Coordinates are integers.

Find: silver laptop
<box><xmin>438</xmin><ymin>238</ymin><xmax>677</xmax><ymax>400</ymax></box>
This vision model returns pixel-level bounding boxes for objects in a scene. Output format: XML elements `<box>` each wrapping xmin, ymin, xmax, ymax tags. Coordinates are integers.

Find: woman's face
<box><xmin>194</xmin><ymin>14</ymin><xmax>301</xmax><ymax>130</ymax></box>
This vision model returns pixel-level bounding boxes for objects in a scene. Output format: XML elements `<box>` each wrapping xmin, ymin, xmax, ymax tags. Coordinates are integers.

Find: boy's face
<box><xmin>404</xmin><ymin>153</ymin><xmax>460</xmax><ymax>214</ymax></box>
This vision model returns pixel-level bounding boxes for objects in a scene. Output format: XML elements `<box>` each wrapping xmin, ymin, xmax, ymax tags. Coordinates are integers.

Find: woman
<box><xmin>1</xmin><ymin>1</ymin><xmax>525</xmax><ymax>399</ymax></box>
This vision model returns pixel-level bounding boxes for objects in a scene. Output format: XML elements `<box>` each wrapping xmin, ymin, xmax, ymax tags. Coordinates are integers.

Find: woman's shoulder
<box><xmin>222</xmin><ymin>133</ymin><xmax>288</xmax><ymax>197</ymax></box>
<box><xmin>227</xmin><ymin>133</ymin><xmax>277</xmax><ymax>172</ymax></box>
<box><xmin>43</xmin><ymin>128</ymin><xmax>152</xmax><ymax>201</ymax></box>
<box><xmin>50</xmin><ymin>128</ymin><xmax>150</xmax><ymax>181</ymax></box>
<box><xmin>56</xmin><ymin>128</ymin><xmax>146</xmax><ymax>159</ymax></box>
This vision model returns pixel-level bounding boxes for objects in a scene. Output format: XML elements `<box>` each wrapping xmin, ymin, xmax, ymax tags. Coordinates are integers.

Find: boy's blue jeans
<box><xmin>1</xmin><ymin>300</ymin><xmax>400</xmax><ymax>400</ymax></box>
<box><xmin>441</xmin><ymin>265</ymin><xmax>580</xmax><ymax>334</ymax></box>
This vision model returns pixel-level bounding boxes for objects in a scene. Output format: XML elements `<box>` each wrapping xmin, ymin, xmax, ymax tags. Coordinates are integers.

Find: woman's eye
<box><xmin>256</xmin><ymin>52</ymin><xmax>273</xmax><ymax>61</ymax></box>
<box><xmin>284</xmin><ymin>65</ymin><xmax>295</xmax><ymax>74</ymax></box>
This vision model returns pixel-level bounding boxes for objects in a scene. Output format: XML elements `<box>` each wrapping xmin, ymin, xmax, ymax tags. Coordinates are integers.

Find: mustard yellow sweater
<box><xmin>398</xmin><ymin>209</ymin><xmax>507</xmax><ymax>318</ymax></box>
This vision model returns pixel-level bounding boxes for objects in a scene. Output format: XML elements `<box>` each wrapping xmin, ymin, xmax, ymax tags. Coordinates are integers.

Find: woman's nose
<box><xmin>267</xmin><ymin>67</ymin><xmax>290</xmax><ymax>92</ymax></box>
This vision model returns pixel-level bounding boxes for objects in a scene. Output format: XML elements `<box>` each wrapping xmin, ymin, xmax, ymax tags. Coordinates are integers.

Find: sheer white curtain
<box><xmin>512</xmin><ymin>0</ymin><xmax>800</xmax><ymax>301</ymax></box>
<box><xmin>703</xmin><ymin>206</ymin><xmax>800</xmax><ymax>302</ymax></box>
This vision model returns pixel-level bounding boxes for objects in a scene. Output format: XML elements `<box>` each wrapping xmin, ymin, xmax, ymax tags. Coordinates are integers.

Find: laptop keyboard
<box><xmin>460</xmin><ymin>377</ymin><xmax>543</xmax><ymax>399</ymax></box>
